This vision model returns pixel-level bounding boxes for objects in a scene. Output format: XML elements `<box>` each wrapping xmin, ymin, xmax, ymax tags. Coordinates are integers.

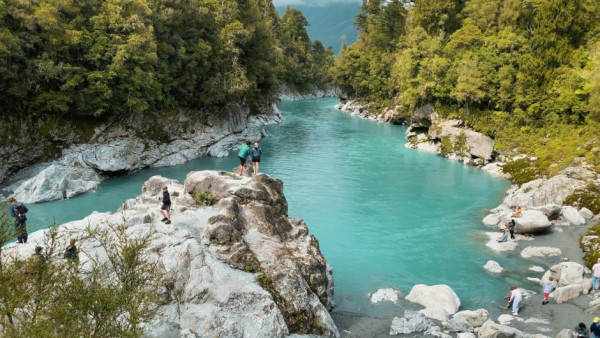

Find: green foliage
<box><xmin>0</xmin><ymin>207</ymin><xmax>161</xmax><ymax>337</ymax></box>
<box><xmin>580</xmin><ymin>223</ymin><xmax>600</xmax><ymax>268</ymax></box>
<box><xmin>502</xmin><ymin>159</ymin><xmax>543</xmax><ymax>185</ymax></box>
<box><xmin>439</xmin><ymin>136</ymin><xmax>453</xmax><ymax>157</ymax></box>
<box><xmin>0</xmin><ymin>0</ymin><xmax>334</xmax><ymax>118</ymax></box>
<box><xmin>193</xmin><ymin>190</ymin><xmax>219</xmax><ymax>206</ymax></box>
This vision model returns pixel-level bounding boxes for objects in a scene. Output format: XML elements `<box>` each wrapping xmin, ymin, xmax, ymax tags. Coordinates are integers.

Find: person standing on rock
<box><xmin>237</xmin><ymin>141</ymin><xmax>252</xmax><ymax>175</ymax></box>
<box><xmin>8</xmin><ymin>197</ymin><xmax>29</xmax><ymax>243</ymax></box>
<box><xmin>251</xmin><ymin>142</ymin><xmax>262</xmax><ymax>174</ymax></box>
<box><xmin>509</xmin><ymin>285</ymin><xmax>522</xmax><ymax>316</ymax></box>
<box><xmin>542</xmin><ymin>276</ymin><xmax>555</xmax><ymax>305</ymax></box>
<box><xmin>160</xmin><ymin>187</ymin><xmax>172</xmax><ymax>224</ymax></box>
<box><xmin>592</xmin><ymin>258</ymin><xmax>600</xmax><ymax>291</ymax></box>
<box><xmin>507</xmin><ymin>219</ymin><xmax>516</xmax><ymax>241</ymax></box>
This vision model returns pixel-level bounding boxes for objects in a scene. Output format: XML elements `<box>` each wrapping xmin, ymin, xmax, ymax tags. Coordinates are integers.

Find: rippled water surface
<box><xmin>27</xmin><ymin>98</ymin><xmax>530</xmax><ymax>314</ymax></box>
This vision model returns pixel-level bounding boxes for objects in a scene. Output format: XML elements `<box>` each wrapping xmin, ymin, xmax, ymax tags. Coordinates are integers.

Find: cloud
<box><xmin>273</xmin><ymin>0</ymin><xmax>361</xmax><ymax>7</ymax></box>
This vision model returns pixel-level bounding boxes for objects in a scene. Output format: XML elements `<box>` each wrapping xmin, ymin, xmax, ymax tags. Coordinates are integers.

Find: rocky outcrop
<box><xmin>277</xmin><ymin>86</ymin><xmax>340</xmax><ymax>101</ymax></box>
<box><xmin>483</xmin><ymin>260</ymin><xmax>504</xmax><ymax>274</ymax></box>
<box><xmin>389</xmin><ymin>311</ymin><xmax>434</xmax><ymax>335</ymax></box>
<box><xmin>453</xmin><ymin>309</ymin><xmax>489</xmax><ymax>328</ymax></box>
<box><xmin>336</xmin><ymin>100</ymin><xmax>406</xmax><ymax>124</ymax></box>
<box><xmin>483</xmin><ymin>209</ymin><xmax>552</xmax><ymax>234</ymax></box>
<box><xmin>405</xmin><ymin>284</ymin><xmax>461</xmax><ymax>321</ymax></box>
<box><xmin>3</xmin><ymin>104</ymin><xmax>282</xmax><ymax>203</ymax></box>
<box><xmin>403</xmin><ymin>105</ymin><xmax>495</xmax><ymax>165</ymax></box>
<box><xmin>502</xmin><ymin>174</ymin><xmax>589</xmax><ymax>208</ymax></box>
<box><xmin>3</xmin><ymin>171</ymin><xmax>339</xmax><ymax>337</ymax></box>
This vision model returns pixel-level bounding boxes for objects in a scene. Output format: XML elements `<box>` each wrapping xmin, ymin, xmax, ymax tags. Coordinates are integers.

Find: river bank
<box><xmin>337</xmin><ymin>99</ymin><xmax>600</xmax><ymax>336</ymax></box>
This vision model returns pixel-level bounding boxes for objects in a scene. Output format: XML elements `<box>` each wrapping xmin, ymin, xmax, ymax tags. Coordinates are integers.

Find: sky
<box><xmin>273</xmin><ymin>0</ymin><xmax>360</xmax><ymax>6</ymax></box>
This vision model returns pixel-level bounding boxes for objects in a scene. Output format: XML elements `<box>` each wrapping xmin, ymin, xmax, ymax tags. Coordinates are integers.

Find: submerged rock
<box><xmin>405</xmin><ymin>284</ymin><xmax>461</xmax><ymax>321</ymax></box>
<box><xmin>370</xmin><ymin>288</ymin><xmax>402</xmax><ymax>304</ymax></box>
<box><xmin>4</xmin><ymin>171</ymin><xmax>339</xmax><ymax>337</ymax></box>
<box><xmin>483</xmin><ymin>260</ymin><xmax>504</xmax><ymax>274</ymax></box>
<box><xmin>520</xmin><ymin>246</ymin><xmax>562</xmax><ymax>259</ymax></box>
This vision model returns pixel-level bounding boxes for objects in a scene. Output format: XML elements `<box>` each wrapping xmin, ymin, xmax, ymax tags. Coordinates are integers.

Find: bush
<box><xmin>502</xmin><ymin>159</ymin><xmax>543</xmax><ymax>185</ymax></box>
<box><xmin>580</xmin><ymin>223</ymin><xmax>600</xmax><ymax>268</ymax></box>
<box><xmin>193</xmin><ymin>190</ymin><xmax>219</xmax><ymax>206</ymax></box>
<box><xmin>565</xmin><ymin>192</ymin><xmax>600</xmax><ymax>215</ymax></box>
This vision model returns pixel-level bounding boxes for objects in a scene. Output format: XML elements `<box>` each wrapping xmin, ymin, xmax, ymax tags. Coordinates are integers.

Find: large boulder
<box><xmin>444</xmin><ymin>315</ymin><xmax>473</xmax><ymax>333</ymax></box>
<box><xmin>390</xmin><ymin>311</ymin><xmax>434</xmax><ymax>335</ymax></box>
<box><xmin>556</xmin><ymin>329</ymin><xmax>574</xmax><ymax>338</ymax></box>
<box><xmin>580</xmin><ymin>208</ymin><xmax>594</xmax><ymax>220</ymax></box>
<box><xmin>512</xmin><ymin>210</ymin><xmax>552</xmax><ymax>233</ymax></box>
<box><xmin>521</xmin><ymin>246</ymin><xmax>562</xmax><ymax>259</ymax></box>
<box><xmin>411</xmin><ymin>104</ymin><xmax>438</xmax><ymax>128</ymax></box>
<box><xmin>503</xmin><ymin>175</ymin><xmax>587</xmax><ymax>207</ymax></box>
<box><xmin>478</xmin><ymin>320</ymin><xmax>528</xmax><ymax>338</ymax></box>
<box><xmin>530</xmin><ymin>204</ymin><xmax>563</xmax><ymax>220</ymax></box>
<box><xmin>405</xmin><ymin>284</ymin><xmax>461</xmax><ymax>321</ymax></box>
<box><xmin>561</xmin><ymin>206</ymin><xmax>586</xmax><ymax>226</ymax></box>
<box><xmin>553</xmin><ymin>285</ymin><xmax>584</xmax><ymax>303</ymax></box>
<box><xmin>453</xmin><ymin>309</ymin><xmax>489</xmax><ymax>328</ymax></box>
<box><xmin>484</xmin><ymin>232</ymin><xmax>519</xmax><ymax>252</ymax></box>
<box><xmin>12</xmin><ymin>164</ymin><xmax>101</xmax><ymax>203</ymax></box>
<box><xmin>541</xmin><ymin>262</ymin><xmax>585</xmax><ymax>287</ymax></box>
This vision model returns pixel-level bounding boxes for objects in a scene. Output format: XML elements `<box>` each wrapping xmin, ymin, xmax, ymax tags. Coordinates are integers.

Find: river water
<box><xmin>26</xmin><ymin>97</ymin><xmax>531</xmax><ymax>316</ymax></box>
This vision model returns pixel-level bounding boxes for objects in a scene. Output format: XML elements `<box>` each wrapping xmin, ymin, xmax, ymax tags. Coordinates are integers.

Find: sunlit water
<box><xmin>24</xmin><ymin>98</ymin><xmax>534</xmax><ymax>316</ymax></box>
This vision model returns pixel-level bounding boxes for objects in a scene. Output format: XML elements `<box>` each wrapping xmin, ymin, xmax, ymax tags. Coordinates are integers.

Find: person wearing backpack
<box><xmin>64</xmin><ymin>239</ymin><xmax>79</xmax><ymax>263</ymax></box>
<box><xmin>8</xmin><ymin>197</ymin><xmax>29</xmax><ymax>243</ymax></box>
<box><xmin>251</xmin><ymin>141</ymin><xmax>262</xmax><ymax>174</ymax></box>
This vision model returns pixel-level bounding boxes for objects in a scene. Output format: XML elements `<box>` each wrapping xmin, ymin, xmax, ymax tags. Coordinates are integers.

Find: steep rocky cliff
<box><xmin>3</xmin><ymin>171</ymin><xmax>339</xmax><ymax>337</ymax></box>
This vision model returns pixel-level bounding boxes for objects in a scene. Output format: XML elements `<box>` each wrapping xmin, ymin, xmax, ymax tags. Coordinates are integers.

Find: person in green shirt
<box><xmin>238</xmin><ymin>141</ymin><xmax>252</xmax><ymax>175</ymax></box>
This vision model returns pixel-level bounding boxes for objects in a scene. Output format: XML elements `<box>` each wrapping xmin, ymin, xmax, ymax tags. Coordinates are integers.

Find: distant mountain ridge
<box><xmin>277</xmin><ymin>2</ymin><xmax>360</xmax><ymax>54</ymax></box>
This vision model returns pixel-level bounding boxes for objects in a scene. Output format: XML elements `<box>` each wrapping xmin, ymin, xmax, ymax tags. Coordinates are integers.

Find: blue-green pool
<box><xmin>25</xmin><ymin>98</ymin><xmax>529</xmax><ymax>315</ymax></box>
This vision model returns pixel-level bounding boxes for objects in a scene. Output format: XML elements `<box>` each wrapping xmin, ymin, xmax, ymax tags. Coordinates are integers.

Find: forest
<box><xmin>0</xmin><ymin>0</ymin><xmax>334</xmax><ymax>118</ymax></box>
<box><xmin>334</xmin><ymin>0</ymin><xmax>600</xmax><ymax>177</ymax></box>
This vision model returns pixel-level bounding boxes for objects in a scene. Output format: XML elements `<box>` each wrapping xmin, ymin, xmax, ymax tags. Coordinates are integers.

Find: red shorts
<box><xmin>543</xmin><ymin>293</ymin><xmax>549</xmax><ymax>299</ymax></box>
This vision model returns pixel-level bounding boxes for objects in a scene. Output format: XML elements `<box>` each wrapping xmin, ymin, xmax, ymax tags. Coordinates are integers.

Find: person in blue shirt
<box><xmin>251</xmin><ymin>142</ymin><xmax>262</xmax><ymax>174</ymax></box>
<box><xmin>237</xmin><ymin>141</ymin><xmax>252</xmax><ymax>175</ymax></box>
<box><xmin>8</xmin><ymin>197</ymin><xmax>29</xmax><ymax>243</ymax></box>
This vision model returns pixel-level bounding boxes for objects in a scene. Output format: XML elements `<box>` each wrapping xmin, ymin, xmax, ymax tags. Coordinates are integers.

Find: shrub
<box><xmin>502</xmin><ymin>159</ymin><xmax>543</xmax><ymax>185</ymax></box>
<box><xmin>565</xmin><ymin>192</ymin><xmax>600</xmax><ymax>215</ymax></box>
<box><xmin>193</xmin><ymin>190</ymin><xmax>219</xmax><ymax>206</ymax></box>
<box><xmin>580</xmin><ymin>223</ymin><xmax>600</xmax><ymax>268</ymax></box>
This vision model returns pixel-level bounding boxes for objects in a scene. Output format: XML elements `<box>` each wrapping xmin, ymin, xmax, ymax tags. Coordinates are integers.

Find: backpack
<box><xmin>64</xmin><ymin>246</ymin><xmax>77</xmax><ymax>259</ymax></box>
<box><xmin>15</xmin><ymin>204</ymin><xmax>27</xmax><ymax>221</ymax></box>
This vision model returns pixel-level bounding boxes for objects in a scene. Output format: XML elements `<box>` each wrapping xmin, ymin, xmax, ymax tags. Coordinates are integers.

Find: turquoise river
<box><xmin>26</xmin><ymin>98</ymin><xmax>534</xmax><ymax>317</ymax></box>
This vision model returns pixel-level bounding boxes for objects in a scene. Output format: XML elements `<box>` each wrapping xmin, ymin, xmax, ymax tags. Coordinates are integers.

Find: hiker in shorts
<box><xmin>251</xmin><ymin>141</ymin><xmax>262</xmax><ymax>174</ymax></box>
<box><xmin>8</xmin><ymin>197</ymin><xmax>29</xmax><ymax>243</ymax></box>
<box><xmin>160</xmin><ymin>187</ymin><xmax>171</xmax><ymax>224</ymax></box>
<box><xmin>238</xmin><ymin>141</ymin><xmax>252</xmax><ymax>175</ymax></box>
<box><xmin>542</xmin><ymin>275</ymin><xmax>556</xmax><ymax>305</ymax></box>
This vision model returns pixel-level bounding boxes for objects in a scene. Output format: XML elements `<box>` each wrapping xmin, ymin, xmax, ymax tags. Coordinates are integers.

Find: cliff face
<box><xmin>1</xmin><ymin>103</ymin><xmax>281</xmax><ymax>203</ymax></box>
<box><xmin>3</xmin><ymin>171</ymin><xmax>338</xmax><ymax>337</ymax></box>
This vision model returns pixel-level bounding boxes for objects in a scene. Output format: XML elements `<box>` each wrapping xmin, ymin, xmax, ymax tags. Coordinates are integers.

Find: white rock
<box><xmin>12</xmin><ymin>164</ymin><xmax>101</xmax><ymax>203</ymax></box>
<box><xmin>453</xmin><ymin>309</ymin><xmax>489</xmax><ymax>327</ymax></box>
<box><xmin>580</xmin><ymin>207</ymin><xmax>594</xmax><ymax>219</ymax></box>
<box><xmin>521</xmin><ymin>246</ymin><xmax>562</xmax><ymax>259</ymax></box>
<box><xmin>503</xmin><ymin>175</ymin><xmax>587</xmax><ymax>208</ymax></box>
<box><xmin>529</xmin><ymin>265</ymin><xmax>546</xmax><ymax>273</ymax></box>
<box><xmin>530</xmin><ymin>204</ymin><xmax>563</xmax><ymax>220</ymax></box>
<box><xmin>562</xmin><ymin>206</ymin><xmax>586</xmax><ymax>225</ymax></box>
<box><xmin>370</xmin><ymin>288</ymin><xmax>401</xmax><ymax>304</ymax></box>
<box><xmin>542</xmin><ymin>262</ymin><xmax>585</xmax><ymax>287</ymax></box>
<box><xmin>556</xmin><ymin>329</ymin><xmax>575</xmax><ymax>338</ymax></box>
<box><xmin>445</xmin><ymin>315</ymin><xmax>473</xmax><ymax>333</ymax></box>
<box><xmin>512</xmin><ymin>210</ymin><xmax>552</xmax><ymax>233</ymax></box>
<box><xmin>3</xmin><ymin>171</ymin><xmax>339</xmax><ymax>337</ymax></box>
<box><xmin>484</xmin><ymin>232</ymin><xmax>519</xmax><ymax>252</ymax></box>
<box><xmin>527</xmin><ymin>277</ymin><xmax>542</xmax><ymax>283</ymax></box>
<box><xmin>478</xmin><ymin>320</ymin><xmax>528</xmax><ymax>338</ymax></box>
<box><xmin>483</xmin><ymin>260</ymin><xmax>504</xmax><ymax>274</ymax></box>
<box><xmin>497</xmin><ymin>314</ymin><xmax>515</xmax><ymax>325</ymax></box>
<box><xmin>482</xmin><ymin>213</ymin><xmax>503</xmax><ymax>227</ymax></box>
<box><xmin>389</xmin><ymin>311</ymin><xmax>434</xmax><ymax>335</ymax></box>
<box><xmin>405</xmin><ymin>284</ymin><xmax>461</xmax><ymax>321</ymax></box>
<box><xmin>457</xmin><ymin>333</ymin><xmax>476</xmax><ymax>338</ymax></box>
<box><xmin>428</xmin><ymin>120</ymin><xmax>495</xmax><ymax>161</ymax></box>
<box><xmin>481</xmin><ymin>162</ymin><xmax>511</xmax><ymax>179</ymax></box>
<box><xmin>553</xmin><ymin>285</ymin><xmax>584</xmax><ymax>303</ymax></box>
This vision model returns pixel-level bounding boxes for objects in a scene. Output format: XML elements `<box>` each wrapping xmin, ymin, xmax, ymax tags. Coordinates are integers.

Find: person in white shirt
<box><xmin>509</xmin><ymin>285</ymin><xmax>522</xmax><ymax>315</ymax></box>
<box><xmin>592</xmin><ymin>258</ymin><xmax>600</xmax><ymax>291</ymax></box>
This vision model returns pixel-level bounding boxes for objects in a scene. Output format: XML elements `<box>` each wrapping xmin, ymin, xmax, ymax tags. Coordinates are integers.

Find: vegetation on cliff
<box><xmin>0</xmin><ymin>0</ymin><xmax>334</xmax><ymax>119</ymax></box>
<box><xmin>333</xmin><ymin>0</ymin><xmax>600</xmax><ymax>179</ymax></box>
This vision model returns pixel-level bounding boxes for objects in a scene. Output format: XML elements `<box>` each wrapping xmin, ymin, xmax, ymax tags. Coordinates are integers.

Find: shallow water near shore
<box><xmin>25</xmin><ymin>97</ymin><xmax>533</xmax><ymax>316</ymax></box>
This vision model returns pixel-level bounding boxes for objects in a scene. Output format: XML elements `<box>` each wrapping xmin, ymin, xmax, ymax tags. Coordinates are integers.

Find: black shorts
<box><xmin>252</xmin><ymin>157</ymin><xmax>260</xmax><ymax>163</ymax></box>
<box><xmin>161</xmin><ymin>204</ymin><xmax>171</xmax><ymax>212</ymax></box>
<box><xmin>239</xmin><ymin>157</ymin><xmax>246</xmax><ymax>166</ymax></box>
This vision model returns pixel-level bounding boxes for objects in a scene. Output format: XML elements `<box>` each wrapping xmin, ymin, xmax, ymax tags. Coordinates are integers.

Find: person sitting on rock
<box><xmin>512</xmin><ymin>206</ymin><xmax>522</xmax><ymax>218</ymax></box>
<box><xmin>237</xmin><ymin>141</ymin><xmax>252</xmax><ymax>176</ymax></box>
<box><xmin>575</xmin><ymin>322</ymin><xmax>590</xmax><ymax>338</ymax></box>
<box><xmin>496</xmin><ymin>228</ymin><xmax>508</xmax><ymax>243</ymax></box>
<box><xmin>159</xmin><ymin>187</ymin><xmax>172</xmax><ymax>225</ymax></box>
<box><xmin>542</xmin><ymin>276</ymin><xmax>555</xmax><ymax>305</ymax></box>
<box><xmin>507</xmin><ymin>219</ymin><xmax>516</xmax><ymax>241</ymax></box>
<box><xmin>8</xmin><ymin>197</ymin><xmax>29</xmax><ymax>243</ymax></box>
<box><xmin>509</xmin><ymin>285</ymin><xmax>522</xmax><ymax>316</ymax></box>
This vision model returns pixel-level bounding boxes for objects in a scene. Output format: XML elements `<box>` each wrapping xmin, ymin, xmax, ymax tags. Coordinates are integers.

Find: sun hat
<box><xmin>594</xmin><ymin>317</ymin><xmax>600</xmax><ymax>323</ymax></box>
